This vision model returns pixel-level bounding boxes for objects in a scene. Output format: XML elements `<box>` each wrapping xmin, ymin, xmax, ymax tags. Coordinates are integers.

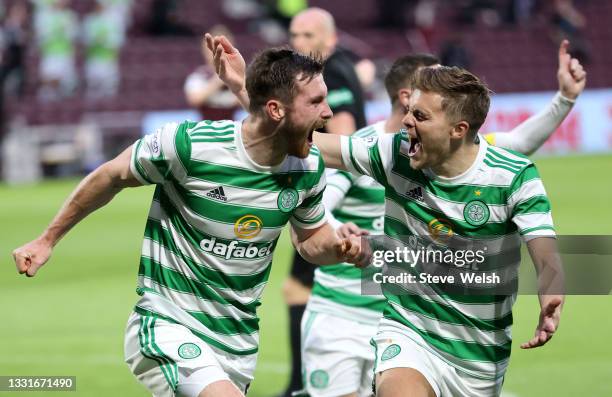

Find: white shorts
<box><xmin>301</xmin><ymin>309</ymin><xmax>379</xmax><ymax>397</ymax></box>
<box><xmin>124</xmin><ymin>311</ymin><xmax>257</xmax><ymax>397</ymax></box>
<box><xmin>373</xmin><ymin>320</ymin><xmax>504</xmax><ymax>397</ymax></box>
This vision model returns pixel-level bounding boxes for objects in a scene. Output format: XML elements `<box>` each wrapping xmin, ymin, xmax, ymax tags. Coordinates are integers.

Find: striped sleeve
<box><xmin>290</xmin><ymin>157</ymin><xmax>327</xmax><ymax>230</ymax></box>
<box><xmin>340</xmin><ymin>133</ymin><xmax>394</xmax><ymax>187</ymax></box>
<box><xmin>130</xmin><ymin>122</ymin><xmax>193</xmax><ymax>185</ymax></box>
<box><xmin>508</xmin><ymin>163</ymin><xmax>555</xmax><ymax>240</ymax></box>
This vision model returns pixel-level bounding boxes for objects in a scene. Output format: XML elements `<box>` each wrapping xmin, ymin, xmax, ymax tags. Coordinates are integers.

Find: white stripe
<box><xmin>137</xmin><ymin>292</ymin><xmax>260</xmax><ymax>352</ymax></box>
<box><xmin>389</xmin><ymin>301</ymin><xmax>512</xmax><ymax>345</ymax></box>
<box><xmin>507</xmin><ymin>178</ymin><xmax>547</xmax><ymax>208</ymax></box>
<box><xmin>142</xmin><ymin>279</ymin><xmax>257</xmax><ymax>320</ymax></box>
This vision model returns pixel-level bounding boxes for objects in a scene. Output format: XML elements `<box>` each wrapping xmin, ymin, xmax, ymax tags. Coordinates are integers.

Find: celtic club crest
<box><xmin>277</xmin><ymin>187</ymin><xmax>299</xmax><ymax>213</ymax></box>
<box><xmin>463</xmin><ymin>200</ymin><xmax>490</xmax><ymax>226</ymax></box>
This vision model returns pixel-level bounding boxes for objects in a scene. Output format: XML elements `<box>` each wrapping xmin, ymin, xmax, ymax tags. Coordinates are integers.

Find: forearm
<box><xmin>41</xmin><ymin>147</ymin><xmax>140</xmax><ymax>246</ymax></box>
<box><xmin>290</xmin><ymin>223</ymin><xmax>342</xmax><ymax>265</ymax></box>
<box><xmin>232</xmin><ymin>86</ymin><xmax>250</xmax><ymax>111</ymax></box>
<box><xmin>312</xmin><ymin>132</ymin><xmax>347</xmax><ymax>170</ymax></box>
<box><xmin>492</xmin><ymin>92</ymin><xmax>575</xmax><ymax>155</ymax></box>
<box><xmin>41</xmin><ymin>167</ymin><xmax>123</xmax><ymax>246</ymax></box>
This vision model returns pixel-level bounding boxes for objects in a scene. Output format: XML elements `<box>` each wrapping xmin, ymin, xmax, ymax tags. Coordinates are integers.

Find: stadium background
<box><xmin>1</xmin><ymin>0</ymin><xmax>611</xmax><ymax>396</ymax></box>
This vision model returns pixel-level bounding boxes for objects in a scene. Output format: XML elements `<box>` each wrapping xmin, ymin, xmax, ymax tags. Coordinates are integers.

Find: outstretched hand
<box><xmin>204</xmin><ymin>33</ymin><xmax>246</xmax><ymax>94</ymax></box>
<box><xmin>12</xmin><ymin>237</ymin><xmax>53</xmax><ymax>277</ymax></box>
<box><xmin>520</xmin><ymin>297</ymin><xmax>563</xmax><ymax>349</ymax></box>
<box><xmin>557</xmin><ymin>40</ymin><xmax>586</xmax><ymax>100</ymax></box>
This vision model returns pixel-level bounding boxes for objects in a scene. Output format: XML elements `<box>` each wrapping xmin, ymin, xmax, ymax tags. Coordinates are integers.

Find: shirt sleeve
<box><xmin>508</xmin><ymin>163</ymin><xmax>556</xmax><ymax>241</ymax></box>
<box><xmin>130</xmin><ymin>121</ymin><xmax>192</xmax><ymax>185</ymax></box>
<box><xmin>290</xmin><ymin>156</ymin><xmax>328</xmax><ymax>230</ymax></box>
<box><xmin>323</xmin><ymin>169</ymin><xmax>354</xmax><ymax>229</ymax></box>
<box><xmin>340</xmin><ymin>132</ymin><xmax>396</xmax><ymax>187</ymax></box>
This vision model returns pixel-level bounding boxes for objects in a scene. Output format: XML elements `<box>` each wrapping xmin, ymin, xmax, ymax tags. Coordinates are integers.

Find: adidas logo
<box><xmin>406</xmin><ymin>186</ymin><xmax>424</xmax><ymax>202</ymax></box>
<box><xmin>206</xmin><ymin>186</ymin><xmax>228</xmax><ymax>202</ymax></box>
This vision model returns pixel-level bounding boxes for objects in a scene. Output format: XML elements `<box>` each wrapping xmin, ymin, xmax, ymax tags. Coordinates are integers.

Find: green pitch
<box><xmin>1</xmin><ymin>154</ymin><xmax>611</xmax><ymax>397</ymax></box>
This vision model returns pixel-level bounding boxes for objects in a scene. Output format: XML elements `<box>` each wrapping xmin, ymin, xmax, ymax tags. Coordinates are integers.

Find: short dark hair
<box><xmin>384</xmin><ymin>54</ymin><xmax>440</xmax><ymax>105</ymax></box>
<box><xmin>413</xmin><ymin>66</ymin><xmax>491</xmax><ymax>134</ymax></box>
<box><xmin>246</xmin><ymin>48</ymin><xmax>324</xmax><ymax>114</ymax></box>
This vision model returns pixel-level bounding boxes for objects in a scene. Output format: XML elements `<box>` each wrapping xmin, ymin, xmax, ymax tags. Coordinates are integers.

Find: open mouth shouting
<box><xmin>408</xmin><ymin>132</ymin><xmax>422</xmax><ymax>157</ymax></box>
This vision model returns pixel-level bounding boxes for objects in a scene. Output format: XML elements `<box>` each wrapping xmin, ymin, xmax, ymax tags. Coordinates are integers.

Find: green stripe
<box><xmin>135</xmin><ymin>306</ymin><xmax>258</xmax><ymax>355</ymax></box>
<box><xmin>139</xmin><ymin>316</ymin><xmax>176</xmax><ymax>390</ymax></box>
<box><xmin>334</xmin><ymin>210</ymin><xmax>382</xmax><ymax>230</ymax></box>
<box><xmin>383</xmin><ymin>305</ymin><xmax>511</xmax><ymax>363</ymax></box>
<box><xmin>392</xmin><ymin>155</ymin><xmax>510</xmax><ymax>205</ymax></box>
<box><xmin>385</xmin><ymin>188</ymin><xmax>517</xmax><ymax>237</ymax></box>
<box><xmin>387</xmin><ymin>294</ymin><xmax>513</xmax><ymax>331</ymax></box>
<box><xmin>519</xmin><ymin>225</ymin><xmax>555</xmax><ymax>235</ymax></box>
<box><xmin>354</xmin><ymin>126</ymin><xmax>376</xmax><ymax>138</ymax></box>
<box><xmin>188</xmin><ymin>160</ymin><xmax>323</xmax><ymax>193</ymax></box>
<box><xmin>300</xmin><ymin>188</ymin><xmax>323</xmax><ymax>209</ymax></box>
<box><xmin>190</xmin><ymin>128</ymin><xmax>234</xmax><ymax>137</ymax></box>
<box><xmin>292</xmin><ymin>209</ymin><xmax>325</xmax><ymax>225</ymax></box>
<box><xmin>345</xmin><ymin>184</ymin><xmax>385</xmax><ymax>203</ymax></box>
<box><xmin>149</xmin><ymin>317</ymin><xmax>178</xmax><ymax>389</ymax></box>
<box><xmin>311</xmin><ymin>282</ymin><xmax>386</xmax><ymax>311</ymax></box>
<box><xmin>139</xmin><ymin>259</ymin><xmax>260</xmax><ymax>314</ymax></box>
<box><xmin>185</xmin><ymin>308</ymin><xmax>259</xmax><ymax>335</ymax></box>
<box><xmin>172</xmin><ymin>182</ymin><xmax>292</xmax><ymax>228</ymax></box>
<box><xmin>513</xmin><ymin>195</ymin><xmax>551</xmax><ymax>215</ymax></box>
<box><xmin>485</xmin><ymin>153</ymin><xmax>522</xmax><ymax>171</ymax></box>
<box><xmin>175</xmin><ymin>122</ymin><xmax>192</xmax><ymax>176</ymax></box>
<box><xmin>191</xmin><ymin>137</ymin><xmax>235</xmax><ymax>143</ymax></box>
<box><xmin>483</xmin><ymin>159</ymin><xmax>520</xmax><ymax>174</ymax></box>
<box><xmin>144</xmin><ymin>218</ymin><xmax>273</xmax><ymax>291</ymax></box>
<box><xmin>487</xmin><ymin>147</ymin><xmax>529</xmax><ymax>166</ymax></box>
<box><xmin>188</xmin><ymin>122</ymin><xmax>234</xmax><ymax>132</ymax></box>
<box><xmin>368</xmin><ymin>136</ymin><xmax>390</xmax><ymax>187</ymax></box>
<box><xmin>318</xmin><ymin>263</ymin><xmax>375</xmax><ymax>279</ymax></box>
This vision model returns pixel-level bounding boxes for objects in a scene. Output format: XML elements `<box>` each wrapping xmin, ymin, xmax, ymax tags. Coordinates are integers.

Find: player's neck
<box><xmin>431</xmin><ymin>140</ymin><xmax>480</xmax><ymax>179</ymax></box>
<box><xmin>241</xmin><ymin>116</ymin><xmax>287</xmax><ymax>167</ymax></box>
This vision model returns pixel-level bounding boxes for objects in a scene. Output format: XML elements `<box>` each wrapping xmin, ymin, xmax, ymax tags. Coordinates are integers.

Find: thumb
<box><xmin>26</xmin><ymin>260</ymin><xmax>42</xmax><ymax>277</ymax></box>
<box><xmin>558</xmin><ymin>39</ymin><xmax>570</xmax><ymax>70</ymax></box>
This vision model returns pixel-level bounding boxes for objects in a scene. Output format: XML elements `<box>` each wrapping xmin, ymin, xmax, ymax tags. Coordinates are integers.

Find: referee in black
<box><xmin>278</xmin><ymin>8</ymin><xmax>368</xmax><ymax>397</ymax></box>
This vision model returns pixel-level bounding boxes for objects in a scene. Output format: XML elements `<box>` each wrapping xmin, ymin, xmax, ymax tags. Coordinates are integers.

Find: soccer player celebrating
<box><xmin>11</xmin><ymin>48</ymin><xmax>368</xmax><ymax>397</ymax></box>
<box><xmin>206</xmin><ymin>35</ymin><xmax>583</xmax><ymax>397</ymax></box>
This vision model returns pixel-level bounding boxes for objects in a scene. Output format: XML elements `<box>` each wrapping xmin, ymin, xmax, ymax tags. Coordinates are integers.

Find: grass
<box><xmin>1</xmin><ymin>153</ymin><xmax>611</xmax><ymax>396</ymax></box>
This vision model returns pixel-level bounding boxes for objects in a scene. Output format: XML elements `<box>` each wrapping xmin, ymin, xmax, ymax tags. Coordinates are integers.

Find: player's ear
<box><xmin>451</xmin><ymin>120</ymin><xmax>470</xmax><ymax>139</ymax></box>
<box><xmin>265</xmin><ymin>100</ymin><xmax>286</xmax><ymax>121</ymax></box>
<box><xmin>398</xmin><ymin>88</ymin><xmax>412</xmax><ymax>108</ymax></box>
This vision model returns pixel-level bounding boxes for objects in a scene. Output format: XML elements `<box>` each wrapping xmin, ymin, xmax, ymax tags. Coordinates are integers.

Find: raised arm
<box><xmin>485</xmin><ymin>40</ymin><xmax>586</xmax><ymax>155</ymax></box>
<box><xmin>12</xmin><ymin>146</ymin><xmax>142</xmax><ymax>277</ymax></box>
<box><xmin>204</xmin><ymin>33</ymin><xmax>250</xmax><ymax>110</ymax></box>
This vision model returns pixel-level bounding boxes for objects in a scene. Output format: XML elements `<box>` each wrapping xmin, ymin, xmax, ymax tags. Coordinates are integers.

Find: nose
<box><xmin>322</xmin><ymin>102</ymin><xmax>333</xmax><ymax>119</ymax></box>
<box><xmin>402</xmin><ymin>112</ymin><xmax>415</xmax><ymax>130</ymax></box>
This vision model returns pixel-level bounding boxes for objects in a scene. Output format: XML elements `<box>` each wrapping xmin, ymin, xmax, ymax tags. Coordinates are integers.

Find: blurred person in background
<box><xmin>0</xmin><ymin>0</ymin><xmax>29</xmax><ymax>98</ymax></box>
<box><xmin>34</xmin><ymin>0</ymin><xmax>78</xmax><ymax>100</ymax></box>
<box><xmin>148</xmin><ymin>0</ymin><xmax>193</xmax><ymax>36</ymax></box>
<box><xmin>439</xmin><ymin>31</ymin><xmax>471</xmax><ymax>69</ymax></box>
<box><xmin>184</xmin><ymin>25</ymin><xmax>239</xmax><ymax>120</ymax></box>
<box><xmin>82</xmin><ymin>0</ymin><xmax>125</xmax><ymax>99</ymax></box>
<box><xmin>99</xmin><ymin>0</ymin><xmax>133</xmax><ymax>34</ymax></box>
<box><xmin>551</xmin><ymin>0</ymin><xmax>589</xmax><ymax>62</ymax></box>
